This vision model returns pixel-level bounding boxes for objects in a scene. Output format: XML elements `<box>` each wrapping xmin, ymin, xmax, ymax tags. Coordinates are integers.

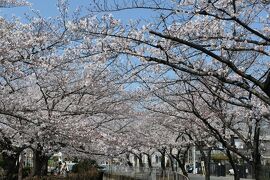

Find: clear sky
<box><xmin>0</xmin><ymin>0</ymin><xmax>88</xmax><ymax>18</ymax></box>
<box><xmin>0</xmin><ymin>0</ymin><xmax>155</xmax><ymax>22</ymax></box>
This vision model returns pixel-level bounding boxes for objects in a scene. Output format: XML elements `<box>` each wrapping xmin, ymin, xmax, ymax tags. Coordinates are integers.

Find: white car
<box><xmin>66</xmin><ymin>162</ymin><xmax>77</xmax><ymax>172</ymax></box>
<box><xmin>228</xmin><ymin>169</ymin><xmax>234</xmax><ymax>175</ymax></box>
<box><xmin>228</xmin><ymin>168</ymin><xmax>248</xmax><ymax>175</ymax></box>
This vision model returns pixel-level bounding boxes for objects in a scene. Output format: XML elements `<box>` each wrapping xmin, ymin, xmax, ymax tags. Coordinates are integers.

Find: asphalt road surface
<box><xmin>188</xmin><ymin>174</ymin><xmax>254</xmax><ymax>180</ymax></box>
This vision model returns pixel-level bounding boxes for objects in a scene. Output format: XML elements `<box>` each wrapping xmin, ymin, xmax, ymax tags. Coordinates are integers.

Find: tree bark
<box><xmin>198</xmin><ymin>146</ymin><xmax>211</xmax><ymax>180</ymax></box>
<box><xmin>263</xmin><ymin>72</ymin><xmax>270</xmax><ymax>98</ymax></box>
<box><xmin>137</xmin><ymin>153</ymin><xmax>144</xmax><ymax>172</ymax></box>
<box><xmin>160</xmin><ymin>149</ymin><xmax>166</xmax><ymax>171</ymax></box>
<box><xmin>169</xmin><ymin>147</ymin><xmax>189</xmax><ymax>177</ymax></box>
<box><xmin>2</xmin><ymin>152</ymin><xmax>19</xmax><ymax>180</ymax></box>
<box><xmin>252</xmin><ymin>119</ymin><xmax>262</xmax><ymax>180</ymax></box>
<box><xmin>168</xmin><ymin>154</ymin><xmax>175</xmax><ymax>171</ymax></box>
<box><xmin>226</xmin><ymin>149</ymin><xmax>240</xmax><ymax>180</ymax></box>
<box><xmin>145</xmin><ymin>153</ymin><xmax>152</xmax><ymax>168</ymax></box>
<box><xmin>126</xmin><ymin>153</ymin><xmax>133</xmax><ymax>167</ymax></box>
<box><xmin>158</xmin><ymin>147</ymin><xmax>166</xmax><ymax>176</ymax></box>
<box><xmin>204</xmin><ymin>148</ymin><xmax>211</xmax><ymax>180</ymax></box>
<box><xmin>18</xmin><ymin>152</ymin><xmax>24</xmax><ymax>180</ymax></box>
<box><xmin>138</xmin><ymin>153</ymin><xmax>144</xmax><ymax>168</ymax></box>
<box><xmin>31</xmin><ymin>148</ymin><xmax>49</xmax><ymax>177</ymax></box>
<box><xmin>176</xmin><ymin>158</ymin><xmax>188</xmax><ymax>177</ymax></box>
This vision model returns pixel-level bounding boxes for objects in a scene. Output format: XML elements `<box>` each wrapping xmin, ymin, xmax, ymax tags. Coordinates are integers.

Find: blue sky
<box><xmin>0</xmin><ymin>0</ymin><xmax>88</xmax><ymax>18</ymax></box>
<box><xmin>0</xmin><ymin>0</ymin><xmax>155</xmax><ymax>22</ymax></box>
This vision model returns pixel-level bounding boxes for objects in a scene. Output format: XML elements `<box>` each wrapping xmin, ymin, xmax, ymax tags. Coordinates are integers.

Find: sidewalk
<box><xmin>188</xmin><ymin>174</ymin><xmax>254</xmax><ymax>180</ymax></box>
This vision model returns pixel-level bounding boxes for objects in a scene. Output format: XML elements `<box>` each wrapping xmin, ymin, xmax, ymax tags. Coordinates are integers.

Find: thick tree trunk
<box><xmin>18</xmin><ymin>152</ymin><xmax>24</xmax><ymax>180</ymax></box>
<box><xmin>168</xmin><ymin>155</ymin><xmax>175</xmax><ymax>171</ymax></box>
<box><xmin>31</xmin><ymin>149</ymin><xmax>49</xmax><ymax>177</ymax></box>
<box><xmin>137</xmin><ymin>153</ymin><xmax>144</xmax><ymax>172</ymax></box>
<box><xmin>263</xmin><ymin>72</ymin><xmax>270</xmax><ymax>97</ymax></box>
<box><xmin>134</xmin><ymin>156</ymin><xmax>138</xmax><ymax>167</ymax></box>
<box><xmin>138</xmin><ymin>153</ymin><xmax>144</xmax><ymax>168</ymax></box>
<box><xmin>226</xmin><ymin>149</ymin><xmax>240</xmax><ymax>180</ymax></box>
<box><xmin>169</xmin><ymin>147</ymin><xmax>189</xmax><ymax>177</ymax></box>
<box><xmin>252</xmin><ymin>121</ymin><xmax>262</xmax><ymax>180</ymax></box>
<box><xmin>143</xmin><ymin>153</ymin><xmax>152</xmax><ymax>177</ymax></box>
<box><xmin>198</xmin><ymin>146</ymin><xmax>211</xmax><ymax>180</ymax></box>
<box><xmin>126</xmin><ymin>153</ymin><xmax>133</xmax><ymax>167</ymax></box>
<box><xmin>176</xmin><ymin>159</ymin><xmax>188</xmax><ymax>177</ymax></box>
<box><xmin>160</xmin><ymin>151</ymin><xmax>166</xmax><ymax>171</ymax></box>
<box><xmin>158</xmin><ymin>147</ymin><xmax>166</xmax><ymax>176</ymax></box>
<box><xmin>252</xmin><ymin>154</ymin><xmax>261</xmax><ymax>180</ymax></box>
<box><xmin>146</xmin><ymin>153</ymin><xmax>152</xmax><ymax>168</ymax></box>
<box><xmin>2</xmin><ymin>152</ymin><xmax>19</xmax><ymax>180</ymax></box>
<box><xmin>204</xmin><ymin>148</ymin><xmax>211</xmax><ymax>180</ymax></box>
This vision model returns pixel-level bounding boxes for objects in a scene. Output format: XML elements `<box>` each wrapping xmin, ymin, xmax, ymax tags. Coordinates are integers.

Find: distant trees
<box><xmin>0</xmin><ymin>0</ymin><xmax>29</xmax><ymax>8</ymax></box>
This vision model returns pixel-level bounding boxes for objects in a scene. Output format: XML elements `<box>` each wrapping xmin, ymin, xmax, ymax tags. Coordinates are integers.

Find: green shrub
<box><xmin>71</xmin><ymin>159</ymin><xmax>97</xmax><ymax>173</ymax></box>
<box><xmin>23</xmin><ymin>166</ymin><xmax>31</xmax><ymax>178</ymax></box>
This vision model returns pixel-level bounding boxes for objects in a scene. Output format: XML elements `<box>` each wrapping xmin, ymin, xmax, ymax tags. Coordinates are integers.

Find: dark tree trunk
<box><xmin>126</xmin><ymin>153</ymin><xmax>133</xmax><ymax>167</ymax></box>
<box><xmin>160</xmin><ymin>149</ymin><xmax>166</xmax><ymax>171</ymax></box>
<box><xmin>2</xmin><ymin>152</ymin><xmax>19</xmax><ymax>180</ymax></box>
<box><xmin>130</xmin><ymin>152</ymin><xmax>144</xmax><ymax>172</ymax></box>
<box><xmin>138</xmin><ymin>153</ymin><xmax>144</xmax><ymax>168</ymax></box>
<box><xmin>204</xmin><ymin>148</ymin><xmax>211</xmax><ymax>180</ymax></box>
<box><xmin>168</xmin><ymin>147</ymin><xmax>189</xmax><ymax>177</ymax></box>
<box><xmin>170</xmin><ymin>147</ymin><xmax>189</xmax><ymax>177</ymax></box>
<box><xmin>18</xmin><ymin>152</ymin><xmax>24</xmax><ymax>180</ymax></box>
<box><xmin>252</xmin><ymin>120</ymin><xmax>262</xmax><ymax>180</ymax></box>
<box><xmin>168</xmin><ymin>154</ymin><xmax>175</xmax><ymax>171</ymax></box>
<box><xmin>176</xmin><ymin>159</ymin><xmax>188</xmax><ymax>177</ymax></box>
<box><xmin>137</xmin><ymin>153</ymin><xmax>144</xmax><ymax>172</ymax></box>
<box><xmin>31</xmin><ymin>148</ymin><xmax>49</xmax><ymax>177</ymax></box>
<box><xmin>198</xmin><ymin>146</ymin><xmax>211</xmax><ymax>180</ymax></box>
<box><xmin>158</xmin><ymin>147</ymin><xmax>166</xmax><ymax>176</ymax></box>
<box><xmin>226</xmin><ymin>149</ymin><xmax>240</xmax><ymax>180</ymax></box>
<box><xmin>146</xmin><ymin>153</ymin><xmax>152</xmax><ymax>168</ymax></box>
<box><xmin>252</xmin><ymin>153</ymin><xmax>261</xmax><ymax>180</ymax></box>
<box><xmin>263</xmin><ymin>72</ymin><xmax>270</xmax><ymax>97</ymax></box>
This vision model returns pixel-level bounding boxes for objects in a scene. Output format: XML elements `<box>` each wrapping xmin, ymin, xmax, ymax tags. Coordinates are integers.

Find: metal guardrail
<box><xmin>103</xmin><ymin>165</ymin><xmax>189</xmax><ymax>180</ymax></box>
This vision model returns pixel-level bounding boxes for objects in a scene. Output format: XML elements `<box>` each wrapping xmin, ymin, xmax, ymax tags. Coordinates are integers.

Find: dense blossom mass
<box><xmin>0</xmin><ymin>0</ymin><xmax>29</xmax><ymax>7</ymax></box>
<box><xmin>0</xmin><ymin>0</ymin><xmax>270</xmax><ymax>180</ymax></box>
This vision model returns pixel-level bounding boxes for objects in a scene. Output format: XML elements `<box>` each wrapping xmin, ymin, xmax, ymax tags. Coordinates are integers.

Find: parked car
<box><xmin>97</xmin><ymin>164</ymin><xmax>109</xmax><ymax>172</ymax></box>
<box><xmin>66</xmin><ymin>162</ymin><xmax>77</xmax><ymax>172</ymax></box>
<box><xmin>228</xmin><ymin>168</ymin><xmax>248</xmax><ymax>175</ymax></box>
<box><xmin>186</xmin><ymin>163</ymin><xmax>199</xmax><ymax>173</ymax></box>
<box><xmin>228</xmin><ymin>169</ymin><xmax>234</xmax><ymax>175</ymax></box>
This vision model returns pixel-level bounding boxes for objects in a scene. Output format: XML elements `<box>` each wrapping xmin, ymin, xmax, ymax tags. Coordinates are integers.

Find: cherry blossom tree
<box><xmin>140</xmin><ymin>76</ymin><xmax>267</xmax><ymax>179</ymax></box>
<box><xmin>0</xmin><ymin>4</ymin><xmax>132</xmax><ymax>178</ymax></box>
<box><xmin>70</xmin><ymin>1</ymin><xmax>270</xmax><ymax>179</ymax></box>
<box><xmin>0</xmin><ymin>0</ymin><xmax>29</xmax><ymax>8</ymax></box>
<box><xmin>1</xmin><ymin>1</ymin><xmax>270</xmax><ymax>180</ymax></box>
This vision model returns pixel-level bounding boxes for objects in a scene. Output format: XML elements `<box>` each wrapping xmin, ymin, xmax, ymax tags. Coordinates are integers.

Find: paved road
<box><xmin>188</xmin><ymin>174</ymin><xmax>254</xmax><ymax>180</ymax></box>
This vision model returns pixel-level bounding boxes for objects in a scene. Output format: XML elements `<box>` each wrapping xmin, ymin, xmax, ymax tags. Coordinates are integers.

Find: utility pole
<box><xmin>193</xmin><ymin>146</ymin><xmax>196</xmax><ymax>174</ymax></box>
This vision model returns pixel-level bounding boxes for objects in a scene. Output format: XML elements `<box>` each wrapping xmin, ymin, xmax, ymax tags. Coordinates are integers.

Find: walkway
<box><xmin>188</xmin><ymin>174</ymin><xmax>254</xmax><ymax>180</ymax></box>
